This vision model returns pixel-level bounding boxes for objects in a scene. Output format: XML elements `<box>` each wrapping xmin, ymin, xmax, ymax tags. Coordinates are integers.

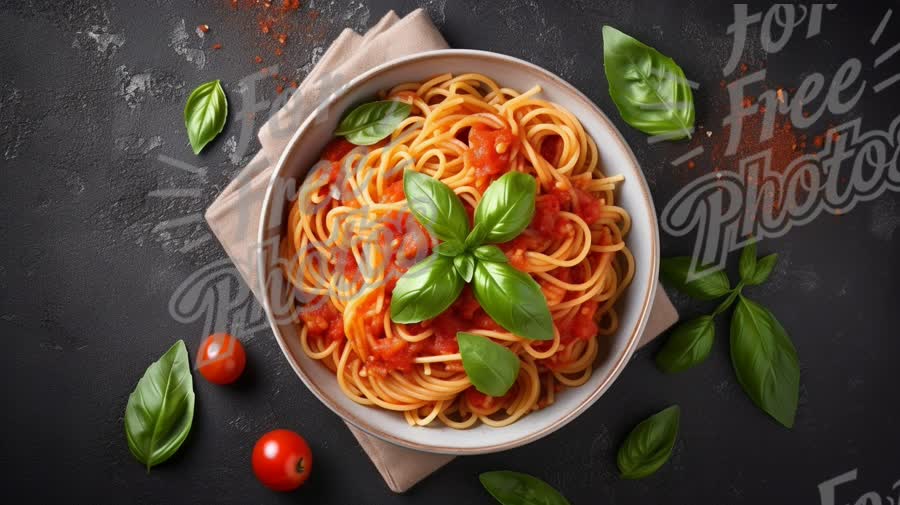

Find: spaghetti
<box><xmin>280</xmin><ymin>73</ymin><xmax>634</xmax><ymax>428</ymax></box>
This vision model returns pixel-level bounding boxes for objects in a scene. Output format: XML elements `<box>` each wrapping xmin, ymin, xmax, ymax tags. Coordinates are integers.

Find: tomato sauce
<box><xmin>465</xmin><ymin>386</ymin><xmax>514</xmax><ymax>409</ymax></box>
<box><xmin>369</xmin><ymin>338</ymin><xmax>422</xmax><ymax>375</ymax></box>
<box><xmin>540</xmin><ymin>135</ymin><xmax>563</xmax><ymax>166</ymax></box>
<box><xmin>465</xmin><ymin>124</ymin><xmax>517</xmax><ymax>189</ymax></box>
<box><xmin>299</xmin><ymin>297</ymin><xmax>345</xmax><ymax>343</ymax></box>
<box><xmin>381</xmin><ymin>180</ymin><xmax>405</xmax><ymax>203</ymax></box>
<box><xmin>321</xmin><ymin>138</ymin><xmax>356</xmax><ymax>162</ymax></box>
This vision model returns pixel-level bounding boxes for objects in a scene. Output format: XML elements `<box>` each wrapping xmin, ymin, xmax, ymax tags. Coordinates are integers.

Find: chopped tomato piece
<box><xmin>298</xmin><ymin>297</ymin><xmax>345</xmax><ymax>343</ymax></box>
<box><xmin>534</xmin><ymin>191</ymin><xmax>569</xmax><ymax>239</ymax></box>
<box><xmin>321</xmin><ymin>138</ymin><xmax>356</xmax><ymax>162</ymax></box>
<box><xmin>369</xmin><ymin>338</ymin><xmax>421</xmax><ymax>374</ymax></box>
<box><xmin>465</xmin><ymin>124</ymin><xmax>517</xmax><ymax>188</ymax></box>
<box><xmin>381</xmin><ymin>180</ymin><xmax>405</xmax><ymax>203</ymax></box>
<box><xmin>558</xmin><ymin>300</ymin><xmax>599</xmax><ymax>344</ymax></box>
<box><xmin>572</xmin><ymin>187</ymin><xmax>602</xmax><ymax>225</ymax></box>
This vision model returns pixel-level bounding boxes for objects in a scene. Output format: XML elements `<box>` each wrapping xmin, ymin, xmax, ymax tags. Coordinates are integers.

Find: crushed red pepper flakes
<box><xmin>198</xmin><ymin>24</ymin><xmax>210</xmax><ymax>33</ymax></box>
<box><xmin>212</xmin><ymin>42</ymin><xmax>223</xmax><ymax>50</ymax></box>
<box><xmin>254</xmin><ymin>55</ymin><xmax>263</xmax><ymax>64</ymax></box>
<box><xmin>275</xmin><ymin>84</ymin><xmax>285</xmax><ymax>94</ymax></box>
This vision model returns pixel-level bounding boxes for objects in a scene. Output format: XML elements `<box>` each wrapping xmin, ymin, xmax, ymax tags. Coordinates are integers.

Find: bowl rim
<box><xmin>258</xmin><ymin>48</ymin><xmax>659</xmax><ymax>455</ymax></box>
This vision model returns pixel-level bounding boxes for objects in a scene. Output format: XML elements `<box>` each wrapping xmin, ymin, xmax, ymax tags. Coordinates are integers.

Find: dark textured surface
<box><xmin>2</xmin><ymin>1</ymin><xmax>899</xmax><ymax>503</ymax></box>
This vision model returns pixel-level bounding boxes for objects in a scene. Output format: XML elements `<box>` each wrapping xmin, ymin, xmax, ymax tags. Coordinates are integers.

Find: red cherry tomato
<box><xmin>196</xmin><ymin>333</ymin><xmax>246</xmax><ymax>385</ymax></box>
<box><xmin>252</xmin><ymin>429</ymin><xmax>313</xmax><ymax>491</ymax></box>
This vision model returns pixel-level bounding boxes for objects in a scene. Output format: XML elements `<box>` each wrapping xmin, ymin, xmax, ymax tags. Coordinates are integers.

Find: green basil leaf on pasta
<box><xmin>403</xmin><ymin>170</ymin><xmax>471</xmax><ymax>243</ymax></box>
<box><xmin>184</xmin><ymin>80</ymin><xmax>228</xmax><ymax>154</ymax></box>
<box><xmin>435</xmin><ymin>240</ymin><xmax>466</xmax><ymax>257</ymax></box>
<box><xmin>472</xmin><ymin>260</ymin><xmax>553</xmax><ymax>341</ymax></box>
<box><xmin>473</xmin><ymin>245</ymin><xmax>509</xmax><ymax>264</ymax></box>
<box><xmin>602</xmin><ymin>26</ymin><xmax>695</xmax><ymax>140</ymax></box>
<box><xmin>457</xmin><ymin>333</ymin><xmax>520</xmax><ymax>397</ymax></box>
<box><xmin>617</xmin><ymin>405</ymin><xmax>680</xmax><ymax>479</ymax></box>
<box><xmin>479</xmin><ymin>470</ymin><xmax>572</xmax><ymax>505</ymax></box>
<box><xmin>738</xmin><ymin>241</ymin><xmax>757</xmax><ymax>282</ymax></box>
<box><xmin>730</xmin><ymin>296</ymin><xmax>799</xmax><ymax>428</ymax></box>
<box><xmin>747</xmin><ymin>253</ymin><xmax>778</xmax><ymax>286</ymax></box>
<box><xmin>465</xmin><ymin>222</ymin><xmax>489</xmax><ymax>249</ymax></box>
<box><xmin>125</xmin><ymin>340</ymin><xmax>195</xmax><ymax>470</ymax></box>
<box><xmin>390</xmin><ymin>254</ymin><xmax>464</xmax><ymax>324</ymax></box>
<box><xmin>474</xmin><ymin>172</ymin><xmax>536</xmax><ymax>243</ymax></box>
<box><xmin>454</xmin><ymin>253</ymin><xmax>476</xmax><ymax>283</ymax></box>
<box><xmin>660</xmin><ymin>257</ymin><xmax>731</xmax><ymax>300</ymax></box>
<box><xmin>335</xmin><ymin>99</ymin><xmax>412</xmax><ymax>146</ymax></box>
<box><xmin>655</xmin><ymin>316</ymin><xmax>715</xmax><ymax>373</ymax></box>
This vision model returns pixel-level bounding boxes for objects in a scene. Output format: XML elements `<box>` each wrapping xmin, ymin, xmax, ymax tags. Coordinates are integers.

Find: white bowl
<box><xmin>258</xmin><ymin>49</ymin><xmax>659</xmax><ymax>455</ymax></box>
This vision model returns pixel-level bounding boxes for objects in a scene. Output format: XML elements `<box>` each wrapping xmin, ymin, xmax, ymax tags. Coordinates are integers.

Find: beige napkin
<box><xmin>205</xmin><ymin>9</ymin><xmax>678</xmax><ymax>494</ymax></box>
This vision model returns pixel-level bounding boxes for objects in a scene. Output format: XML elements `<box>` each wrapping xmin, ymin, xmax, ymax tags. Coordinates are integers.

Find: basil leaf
<box><xmin>335</xmin><ymin>100</ymin><xmax>412</xmax><ymax>146</ymax></box>
<box><xmin>403</xmin><ymin>170</ymin><xmax>470</xmax><ymax>243</ymax></box>
<box><xmin>617</xmin><ymin>405</ymin><xmax>680</xmax><ymax>479</ymax></box>
<box><xmin>454</xmin><ymin>253</ymin><xmax>476</xmax><ymax>283</ymax></box>
<box><xmin>474</xmin><ymin>172</ymin><xmax>536</xmax><ymax>244</ymax></box>
<box><xmin>655</xmin><ymin>316</ymin><xmax>714</xmax><ymax>373</ymax></box>
<box><xmin>184</xmin><ymin>80</ymin><xmax>228</xmax><ymax>154</ymax></box>
<box><xmin>747</xmin><ymin>253</ymin><xmax>778</xmax><ymax>286</ymax></box>
<box><xmin>125</xmin><ymin>340</ymin><xmax>195</xmax><ymax>470</ymax></box>
<box><xmin>602</xmin><ymin>26</ymin><xmax>695</xmax><ymax>140</ymax></box>
<box><xmin>390</xmin><ymin>254</ymin><xmax>464</xmax><ymax>323</ymax></box>
<box><xmin>730</xmin><ymin>296</ymin><xmax>799</xmax><ymax>428</ymax></box>
<box><xmin>472</xmin><ymin>261</ymin><xmax>553</xmax><ymax>341</ymax></box>
<box><xmin>435</xmin><ymin>240</ymin><xmax>465</xmax><ymax>257</ymax></box>
<box><xmin>465</xmin><ymin>222</ymin><xmax>489</xmax><ymax>249</ymax></box>
<box><xmin>660</xmin><ymin>257</ymin><xmax>731</xmax><ymax>300</ymax></box>
<box><xmin>458</xmin><ymin>333</ymin><xmax>520</xmax><ymax>397</ymax></box>
<box><xmin>479</xmin><ymin>470</ymin><xmax>571</xmax><ymax>505</ymax></box>
<box><xmin>738</xmin><ymin>241</ymin><xmax>757</xmax><ymax>282</ymax></box>
<box><xmin>473</xmin><ymin>245</ymin><xmax>509</xmax><ymax>263</ymax></box>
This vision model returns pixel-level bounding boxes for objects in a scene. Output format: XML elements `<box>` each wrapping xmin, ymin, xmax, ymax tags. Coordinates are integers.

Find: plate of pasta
<box><xmin>259</xmin><ymin>50</ymin><xmax>659</xmax><ymax>454</ymax></box>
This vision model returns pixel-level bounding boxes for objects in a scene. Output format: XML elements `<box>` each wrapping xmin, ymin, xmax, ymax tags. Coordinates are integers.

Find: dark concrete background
<box><xmin>2</xmin><ymin>1</ymin><xmax>899</xmax><ymax>504</ymax></box>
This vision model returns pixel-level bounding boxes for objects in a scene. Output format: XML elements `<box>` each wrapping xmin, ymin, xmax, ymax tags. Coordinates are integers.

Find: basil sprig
<box><xmin>390</xmin><ymin>171</ymin><xmax>552</xmax><ymax>341</ymax></box>
<box><xmin>124</xmin><ymin>340</ymin><xmax>195</xmax><ymax>470</ymax></box>
<box><xmin>617</xmin><ymin>405</ymin><xmax>681</xmax><ymax>479</ymax></box>
<box><xmin>480</xmin><ymin>471</ymin><xmax>571</xmax><ymax>505</ymax></box>
<box><xmin>656</xmin><ymin>241</ymin><xmax>799</xmax><ymax>428</ymax></box>
<box><xmin>602</xmin><ymin>26</ymin><xmax>695</xmax><ymax>140</ymax></box>
<box><xmin>458</xmin><ymin>333</ymin><xmax>520</xmax><ymax>396</ymax></box>
<box><xmin>335</xmin><ymin>99</ymin><xmax>412</xmax><ymax>146</ymax></box>
<box><xmin>184</xmin><ymin>80</ymin><xmax>228</xmax><ymax>154</ymax></box>
<box><xmin>390</xmin><ymin>170</ymin><xmax>552</xmax><ymax>396</ymax></box>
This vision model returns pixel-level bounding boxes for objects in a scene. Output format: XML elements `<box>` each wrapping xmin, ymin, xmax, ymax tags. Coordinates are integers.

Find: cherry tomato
<box><xmin>252</xmin><ymin>429</ymin><xmax>313</xmax><ymax>491</ymax></box>
<box><xmin>196</xmin><ymin>333</ymin><xmax>246</xmax><ymax>385</ymax></box>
